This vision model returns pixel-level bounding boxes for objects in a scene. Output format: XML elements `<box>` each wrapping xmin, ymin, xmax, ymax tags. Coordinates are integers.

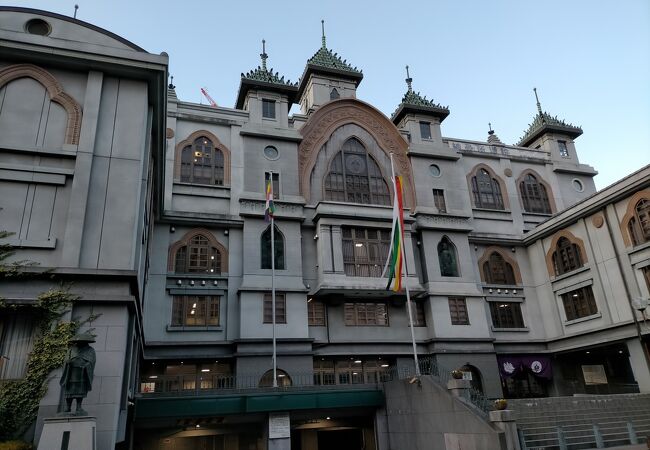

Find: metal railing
<box><xmin>136</xmin><ymin>356</ymin><xmax>496</xmax><ymax>418</ymax></box>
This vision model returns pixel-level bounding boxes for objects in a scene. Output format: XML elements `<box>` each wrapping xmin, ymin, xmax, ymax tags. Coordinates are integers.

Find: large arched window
<box><xmin>323</xmin><ymin>138</ymin><xmax>391</xmax><ymax>206</ymax></box>
<box><xmin>483</xmin><ymin>252</ymin><xmax>516</xmax><ymax>285</ymax></box>
<box><xmin>520</xmin><ymin>174</ymin><xmax>551</xmax><ymax>214</ymax></box>
<box><xmin>261</xmin><ymin>225</ymin><xmax>285</xmax><ymax>270</ymax></box>
<box><xmin>471</xmin><ymin>168</ymin><xmax>504</xmax><ymax>210</ymax></box>
<box><xmin>174</xmin><ymin>234</ymin><xmax>222</xmax><ymax>274</ymax></box>
<box><xmin>552</xmin><ymin>237</ymin><xmax>583</xmax><ymax>275</ymax></box>
<box><xmin>180</xmin><ymin>136</ymin><xmax>225</xmax><ymax>185</ymax></box>
<box><xmin>438</xmin><ymin>236</ymin><xmax>459</xmax><ymax>277</ymax></box>
<box><xmin>628</xmin><ymin>198</ymin><xmax>650</xmax><ymax>246</ymax></box>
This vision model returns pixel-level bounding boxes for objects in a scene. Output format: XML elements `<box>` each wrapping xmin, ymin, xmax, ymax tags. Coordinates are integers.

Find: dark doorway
<box><xmin>317</xmin><ymin>429</ymin><xmax>363</xmax><ymax>450</ymax></box>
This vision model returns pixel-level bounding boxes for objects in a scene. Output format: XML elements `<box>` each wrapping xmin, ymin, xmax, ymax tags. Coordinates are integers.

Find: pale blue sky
<box><xmin>13</xmin><ymin>0</ymin><xmax>650</xmax><ymax>188</ymax></box>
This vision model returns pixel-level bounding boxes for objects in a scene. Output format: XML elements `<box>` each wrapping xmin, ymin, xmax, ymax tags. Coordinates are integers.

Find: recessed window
<box><xmin>180</xmin><ymin>136</ymin><xmax>225</xmax><ymax>186</ymax></box>
<box><xmin>433</xmin><ymin>189</ymin><xmax>446</xmax><ymax>213</ymax></box>
<box><xmin>261</xmin><ymin>225</ymin><xmax>285</xmax><ymax>269</ymax></box>
<box><xmin>471</xmin><ymin>168</ymin><xmax>505</xmax><ymax>210</ymax></box>
<box><xmin>264</xmin><ymin>172</ymin><xmax>280</xmax><ymax>199</ymax></box>
<box><xmin>420</xmin><ymin>122</ymin><xmax>432</xmax><ymax>140</ymax></box>
<box><xmin>263</xmin><ymin>293</ymin><xmax>286</xmax><ymax>324</ymax></box>
<box><xmin>561</xmin><ymin>286</ymin><xmax>597</xmax><ymax>321</ymax></box>
<box><xmin>628</xmin><ymin>198</ymin><xmax>650</xmax><ymax>246</ymax></box>
<box><xmin>429</xmin><ymin>164</ymin><xmax>441</xmax><ymax>177</ymax></box>
<box><xmin>558</xmin><ymin>140</ymin><xmax>569</xmax><ymax>158</ymax></box>
<box><xmin>520</xmin><ymin>174</ymin><xmax>552</xmax><ymax>214</ymax></box>
<box><xmin>483</xmin><ymin>251</ymin><xmax>517</xmax><ymax>285</ymax></box>
<box><xmin>552</xmin><ymin>237</ymin><xmax>583</xmax><ymax>276</ymax></box>
<box><xmin>262</xmin><ymin>99</ymin><xmax>276</xmax><ymax>119</ymax></box>
<box><xmin>172</xmin><ymin>296</ymin><xmax>220</xmax><ymax>327</ymax></box>
<box><xmin>409</xmin><ymin>301</ymin><xmax>426</xmax><ymax>327</ymax></box>
<box><xmin>330</xmin><ymin>88</ymin><xmax>340</xmax><ymax>100</ymax></box>
<box><xmin>174</xmin><ymin>234</ymin><xmax>222</xmax><ymax>274</ymax></box>
<box><xmin>489</xmin><ymin>302</ymin><xmax>524</xmax><ymax>329</ymax></box>
<box><xmin>438</xmin><ymin>236</ymin><xmax>459</xmax><ymax>277</ymax></box>
<box><xmin>263</xmin><ymin>145</ymin><xmax>279</xmax><ymax>160</ymax></box>
<box><xmin>308</xmin><ymin>300</ymin><xmax>326</xmax><ymax>326</ymax></box>
<box><xmin>342</xmin><ymin>227</ymin><xmax>390</xmax><ymax>277</ymax></box>
<box><xmin>344</xmin><ymin>302</ymin><xmax>388</xmax><ymax>326</ymax></box>
<box><xmin>25</xmin><ymin>19</ymin><xmax>51</xmax><ymax>36</ymax></box>
<box><xmin>448</xmin><ymin>297</ymin><xmax>469</xmax><ymax>325</ymax></box>
<box><xmin>572</xmin><ymin>179</ymin><xmax>584</xmax><ymax>192</ymax></box>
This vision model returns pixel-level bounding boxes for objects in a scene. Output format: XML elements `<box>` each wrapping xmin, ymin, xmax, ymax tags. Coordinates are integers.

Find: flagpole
<box><xmin>270</xmin><ymin>172</ymin><xmax>278</xmax><ymax>388</ymax></box>
<box><xmin>389</xmin><ymin>153</ymin><xmax>420</xmax><ymax>377</ymax></box>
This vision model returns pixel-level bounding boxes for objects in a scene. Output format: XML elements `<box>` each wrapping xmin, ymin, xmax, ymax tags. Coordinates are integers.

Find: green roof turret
<box><xmin>517</xmin><ymin>88</ymin><xmax>582</xmax><ymax>147</ymax></box>
<box><xmin>391</xmin><ymin>65</ymin><xmax>449</xmax><ymax>124</ymax></box>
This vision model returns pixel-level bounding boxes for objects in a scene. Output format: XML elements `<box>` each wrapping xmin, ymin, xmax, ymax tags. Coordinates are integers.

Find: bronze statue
<box><xmin>60</xmin><ymin>331</ymin><xmax>96</xmax><ymax>415</ymax></box>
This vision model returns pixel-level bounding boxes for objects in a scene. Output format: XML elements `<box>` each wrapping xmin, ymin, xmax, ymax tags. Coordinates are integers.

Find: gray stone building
<box><xmin>1</xmin><ymin>7</ymin><xmax>649</xmax><ymax>450</ymax></box>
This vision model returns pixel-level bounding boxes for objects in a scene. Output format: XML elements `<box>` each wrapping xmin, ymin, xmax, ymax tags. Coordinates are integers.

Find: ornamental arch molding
<box><xmin>0</xmin><ymin>64</ymin><xmax>82</xmax><ymax>145</ymax></box>
<box><xmin>466</xmin><ymin>163</ymin><xmax>511</xmax><ymax>210</ymax></box>
<box><xmin>167</xmin><ymin>228</ymin><xmax>228</xmax><ymax>272</ymax></box>
<box><xmin>514</xmin><ymin>168</ymin><xmax>557</xmax><ymax>214</ymax></box>
<box><xmin>298</xmin><ymin>98</ymin><xmax>416</xmax><ymax>210</ymax></box>
<box><xmin>477</xmin><ymin>246</ymin><xmax>523</xmax><ymax>284</ymax></box>
<box><xmin>619</xmin><ymin>189</ymin><xmax>650</xmax><ymax>247</ymax></box>
<box><xmin>174</xmin><ymin>129</ymin><xmax>232</xmax><ymax>185</ymax></box>
<box><xmin>544</xmin><ymin>229</ymin><xmax>587</xmax><ymax>277</ymax></box>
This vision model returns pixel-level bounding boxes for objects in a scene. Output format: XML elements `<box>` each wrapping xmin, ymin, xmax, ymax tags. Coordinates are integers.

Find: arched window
<box><xmin>552</xmin><ymin>237</ymin><xmax>583</xmax><ymax>275</ymax></box>
<box><xmin>261</xmin><ymin>225</ymin><xmax>285</xmax><ymax>270</ymax></box>
<box><xmin>520</xmin><ymin>174</ymin><xmax>551</xmax><ymax>214</ymax></box>
<box><xmin>471</xmin><ymin>168</ymin><xmax>504</xmax><ymax>210</ymax></box>
<box><xmin>180</xmin><ymin>136</ymin><xmax>225</xmax><ymax>185</ymax></box>
<box><xmin>174</xmin><ymin>234</ymin><xmax>222</xmax><ymax>274</ymax></box>
<box><xmin>324</xmin><ymin>138</ymin><xmax>391</xmax><ymax>206</ymax></box>
<box><xmin>628</xmin><ymin>198</ymin><xmax>650</xmax><ymax>246</ymax></box>
<box><xmin>483</xmin><ymin>252</ymin><xmax>516</xmax><ymax>285</ymax></box>
<box><xmin>460</xmin><ymin>364</ymin><xmax>483</xmax><ymax>393</ymax></box>
<box><xmin>259</xmin><ymin>369</ymin><xmax>292</xmax><ymax>387</ymax></box>
<box><xmin>437</xmin><ymin>236</ymin><xmax>459</xmax><ymax>277</ymax></box>
<box><xmin>330</xmin><ymin>88</ymin><xmax>340</xmax><ymax>100</ymax></box>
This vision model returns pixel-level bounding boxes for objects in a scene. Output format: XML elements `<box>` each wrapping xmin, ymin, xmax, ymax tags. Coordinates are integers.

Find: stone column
<box><xmin>489</xmin><ymin>409</ymin><xmax>521</xmax><ymax>450</ymax></box>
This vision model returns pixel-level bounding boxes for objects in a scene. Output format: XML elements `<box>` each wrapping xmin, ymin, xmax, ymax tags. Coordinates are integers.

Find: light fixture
<box><xmin>149</xmin><ymin>375</ymin><xmax>158</xmax><ymax>379</ymax></box>
<box><xmin>497</xmin><ymin>289</ymin><xmax>501</xmax><ymax>294</ymax></box>
<box><xmin>278</xmin><ymin>374</ymin><xmax>286</xmax><ymax>378</ymax></box>
<box><xmin>213</xmin><ymin>280</ymin><xmax>218</xmax><ymax>286</ymax></box>
<box><xmin>381</xmin><ymin>364</ymin><xmax>389</xmax><ymax>368</ymax></box>
<box><xmin>352</xmin><ymin>372</ymin><xmax>358</xmax><ymax>375</ymax></box>
<box><xmin>511</xmin><ymin>247</ymin><xmax>516</xmax><ymax>253</ymax></box>
<box><xmin>196</xmin><ymin>424</ymin><xmax>200</xmax><ymax>428</ymax></box>
<box><xmin>618</xmin><ymin>350</ymin><xmax>623</xmax><ymax>354</ymax></box>
<box><xmin>354</xmin><ymin>360</ymin><xmax>362</xmax><ymax>364</ymax></box>
<box><xmin>180</xmin><ymin>361</ymin><xmax>183</xmax><ymax>364</ymax></box>
<box><xmin>586</xmin><ymin>351</ymin><xmax>590</xmax><ymax>354</ymax></box>
<box><xmin>192</xmin><ymin>303</ymin><xmax>197</xmax><ymax>308</ymax></box>
<box><xmin>201</xmin><ymin>369</ymin><xmax>210</xmax><ymax>372</ymax></box>
<box><xmin>504</xmin><ymin>290</ymin><xmax>509</xmax><ymax>294</ymax></box>
<box><xmin>513</xmin><ymin>290</ymin><xmax>517</xmax><ymax>295</ymax></box>
<box><xmin>489</xmin><ymin>288</ymin><xmax>493</xmax><ymax>294</ymax></box>
<box><xmin>201</xmin><ymin>280</ymin><xmax>206</xmax><ymax>286</ymax></box>
<box><xmin>326</xmin><ymin>416</ymin><xmax>331</xmax><ymax>420</ymax></box>
<box><xmin>170</xmin><ymin>226</ymin><xmax>176</xmax><ymax>233</ymax></box>
<box><xmin>573</xmin><ymin>294</ymin><xmax>579</xmax><ymax>297</ymax></box>
<box><xmin>190</xmin><ymin>280</ymin><xmax>195</xmax><ymax>286</ymax></box>
<box><xmin>177</xmin><ymin>279</ymin><xmax>182</xmax><ymax>286</ymax></box>
<box><xmin>355</xmin><ymin>243</ymin><xmax>363</xmax><ymax>247</ymax></box>
<box><xmin>308</xmin><ymin>297</ymin><xmax>313</xmax><ymax>303</ymax></box>
<box><xmin>313</xmin><ymin>234</ymin><xmax>319</xmax><ymax>240</ymax></box>
<box><xmin>211</xmin><ymin>256</ymin><xmax>215</xmax><ymax>260</ymax></box>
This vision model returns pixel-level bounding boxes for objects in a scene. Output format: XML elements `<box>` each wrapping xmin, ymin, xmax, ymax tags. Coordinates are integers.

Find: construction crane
<box><xmin>200</xmin><ymin>87</ymin><xmax>218</xmax><ymax>107</ymax></box>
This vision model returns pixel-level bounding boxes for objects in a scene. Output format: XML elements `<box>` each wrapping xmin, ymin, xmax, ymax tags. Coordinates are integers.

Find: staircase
<box><xmin>510</xmin><ymin>394</ymin><xmax>650</xmax><ymax>450</ymax></box>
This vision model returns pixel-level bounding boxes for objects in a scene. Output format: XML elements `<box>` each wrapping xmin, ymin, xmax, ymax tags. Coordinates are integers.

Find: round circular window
<box><xmin>263</xmin><ymin>145</ymin><xmax>279</xmax><ymax>160</ymax></box>
<box><xmin>429</xmin><ymin>164</ymin><xmax>441</xmax><ymax>177</ymax></box>
<box><xmin>572</xmin><ymin>179</ymin><xmax>584</xmax><ymax>192</ymax></box>
<box><xmin>25</xmin><ymin>19</ymin><xmax>51</xmax><ymax>36</ymax></box>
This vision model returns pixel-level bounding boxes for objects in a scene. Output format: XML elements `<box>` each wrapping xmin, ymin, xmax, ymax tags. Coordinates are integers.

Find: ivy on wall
<box><xmin>0</xmin><ymin>231</ymin><xmax>93</xmax><ymax>441</ymax></box>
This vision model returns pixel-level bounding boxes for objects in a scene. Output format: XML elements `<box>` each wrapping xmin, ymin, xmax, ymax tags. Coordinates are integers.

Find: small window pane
<box><xmin>264</xmin><ymin>146</ymin><xmax>279</xmax><ymax>160</ymax></box>
<box><xmin>449</xmin><ymin>297</ymin><xmax>469</xmax><ymax>325</ymax></box>
<box><xmin>420</xmin><ymin>122</ymin><xmax>432</xmax><ymax>140</ymax></box>
<box><xmin>429</xmin><ymin>164</ymin><xmax>441</xmax><ymax>177</ymax></box>
<box><xmin>558</xmin><ymin>140</ymin><xmax>569</xmax><ymax>158</ymax></box>
<box><xmin>344</xmin><ymin>302</ymin><xmax>388</xmax><ymax>326</ymax></box>
<box><xmin>489</xmin><ymin>302</ymin><xmax>524</xmax><ymax>328</ymax></box>
<box><xmin>262</xmin><ymin>99</ymin><xmax>276</xmax><ymax>119</ymax></box>
<box><xmin>561</xmin><ymin>286</ymin><xmax>598</xmax><ymax>321</ymax></box>
<box><xmin>171</xmin><ymin>296</ymin><xmax>220</xmax><ymax>327</ymax></box>
<box><xmin>264</xmin><ymin>293</ymin><xmax>286</xmax><ymax>323</ymax></box>
<box><xmin>308</xmin><ymin>300</ymin><xmax>326</xmax><ymax>326</ymax></box>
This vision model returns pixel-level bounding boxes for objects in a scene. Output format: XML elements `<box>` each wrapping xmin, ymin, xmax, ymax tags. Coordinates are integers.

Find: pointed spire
<box><xmin>168</xmin><ymin>75</ymin><xmax>175</xmax><ymax>90</ymax></box>
<box><xmin>321</xmin><ymin>20</ymin><xmax>326</xmax><ymax>49</ymax></box>
<box><xmin>533</xmin><ymin>87</ymin><xmax>542</xmax><ymax>115</ymax></box>
<box><xmin>405</xmin><ymin>65</ymin><xmax>413</xmax><ymax>93</ymax></box>
<box><xmin>487</xmin><ymin>122</ymin><xmax>503</xmax><ymax>144</ymax></box>
<box><xmin>488</xmin><ymin>122</ymin><xmax>494</xmax><ymax>135</ymax></box>
<box><xmin>260</xmin><ymin>39</ymin><xmax>268</xmax><ymax>71</ymax></box>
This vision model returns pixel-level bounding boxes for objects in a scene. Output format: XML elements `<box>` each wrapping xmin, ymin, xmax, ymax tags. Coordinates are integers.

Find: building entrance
<box><xmin>316</xmin><ymin>429</ymin><xmax>363</xmax><ymax>450</ymax></box>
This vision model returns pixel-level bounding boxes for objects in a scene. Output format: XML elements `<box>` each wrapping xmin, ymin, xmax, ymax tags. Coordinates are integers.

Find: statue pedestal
<box><xmin>38</xmin><ymin>416</ymin><xmax>96</xmax><ymax>450</ymax></box>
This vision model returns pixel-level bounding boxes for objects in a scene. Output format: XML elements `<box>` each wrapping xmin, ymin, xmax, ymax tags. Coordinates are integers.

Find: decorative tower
<box><xmin>297</xmin><ymin>20</ymin><xmax>363</xmax><ymax>115</ymax></box>
<box><xmin>235</xmin><ymin>40</ymin><xmax>298</xmax><ymax>126</ymax></box>
<box><xmin>517</xmin><ymin>88</ymin><xmax>583</xmax><ymax>162</ymax></box>
<box><xmin>391</xmin><ymin>65</ymin><xmax>449</xmax><ymax>146</ymax></box>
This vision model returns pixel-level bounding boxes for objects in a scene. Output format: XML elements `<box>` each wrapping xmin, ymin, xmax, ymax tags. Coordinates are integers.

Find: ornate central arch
<box><xmin>298</xmin><ymin>98</ymin><xmax>415</xmax><ymax>210</ymax></box>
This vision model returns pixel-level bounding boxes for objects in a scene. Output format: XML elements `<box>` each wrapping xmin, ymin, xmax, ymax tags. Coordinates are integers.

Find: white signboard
<box><xmin>269</xmin><ymin>412</ymin><xmax>290</xmax><ymax>439</ymax></box>
<box><xmin>582</xmin><ymin>365</ymin><xmax>608</xmax><ymax>385</ymax></box>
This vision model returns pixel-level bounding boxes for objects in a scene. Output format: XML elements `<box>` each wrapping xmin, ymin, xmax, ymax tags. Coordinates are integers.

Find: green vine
<box><xmin>0</xmin><ymin>231</ymin><xmax>91</xmax><ymax>441</ymax></box>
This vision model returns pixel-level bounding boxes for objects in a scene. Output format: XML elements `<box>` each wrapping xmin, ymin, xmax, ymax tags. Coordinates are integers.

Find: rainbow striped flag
<box><xmin>264</xmin><ymin>178</ymin><xmax>275</xmax><ymax>222</ymax></box>
<box><xmin>383</xmin><ymin>175</ymin><xmax>405</xmax><ymax>292</ymax></box>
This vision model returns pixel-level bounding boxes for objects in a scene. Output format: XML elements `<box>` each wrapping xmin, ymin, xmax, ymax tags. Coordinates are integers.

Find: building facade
<box><xmin>1</xmin><ymin>7</ymin><xmax>649</xmax><ymax>450</ymax></box>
